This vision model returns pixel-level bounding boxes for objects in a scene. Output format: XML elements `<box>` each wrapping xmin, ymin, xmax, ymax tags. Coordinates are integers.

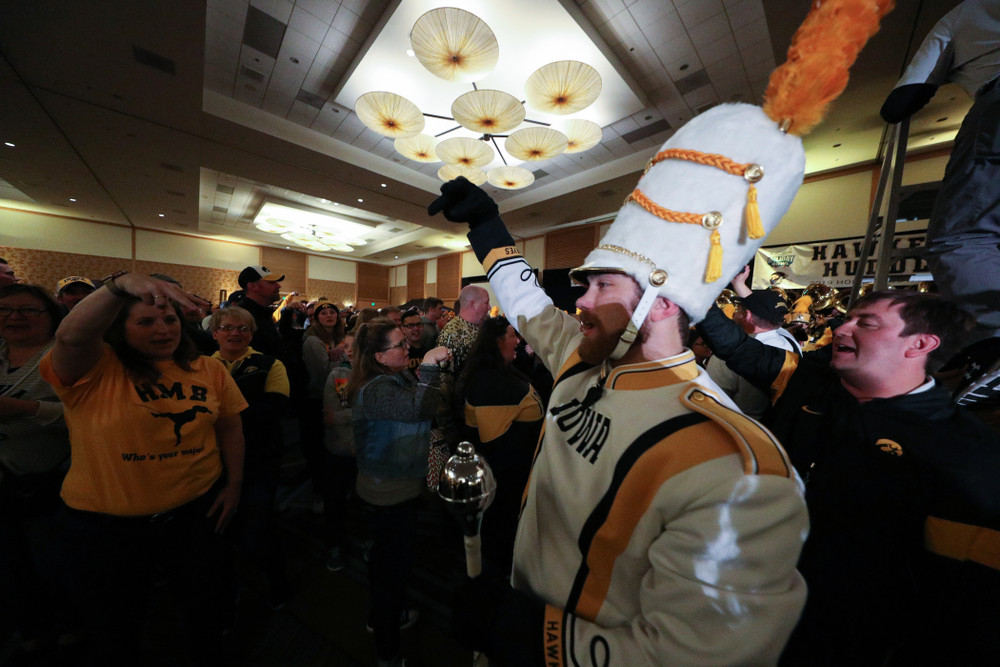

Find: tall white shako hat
<box><xmin>570</xmin><ymin>0</ymin><xmax>895</xmax><ymax>359</ymax></box>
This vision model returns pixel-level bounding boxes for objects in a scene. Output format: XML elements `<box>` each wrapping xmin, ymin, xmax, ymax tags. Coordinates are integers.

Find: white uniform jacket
<box><xmin>475</xmin><ymin>239</ymin><xmax>809</xmax><ymax>666</ymax></box>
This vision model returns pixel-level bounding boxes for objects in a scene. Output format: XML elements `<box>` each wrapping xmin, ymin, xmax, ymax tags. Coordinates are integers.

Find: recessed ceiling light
<box><xmin>333</xmin><ymin>202</ymin><xmax>339</xmax><ymax>206</ymax></box>
<box><xmin>357</xmin><ymin>198</ymin><xmax>363</xmax><ymax>203</ymax></box>
<box><xmin>158</xmin><ymin>213</ymin><xmax>165</xmax><ymax>217</ymax></box>
<box><xmin>394</xmin><ymin>255</ymin><xmax>399</xmax><ymax>259</ymax></box>
<box><xmin>69</xmin><ymin>198</ymin><xmax>77</xmax><ymax>202</ymax></box>
<box><xmin>3</xmin><ymin>142</ymin><xmax>14</xmax><ymax>147</ymax></box>
<box><xmin>381</xmin><ymin>183</ymin><xmax>387</xmax><ymax>188</ymax></box>
<box><xmin>318</xmin><ymin>198</ymin><xmax>331</xmax><ymax>204</ymax></box>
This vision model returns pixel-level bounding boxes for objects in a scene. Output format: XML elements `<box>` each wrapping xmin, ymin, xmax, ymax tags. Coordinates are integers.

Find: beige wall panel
<box><xmin>769</xmin><ymin>171</ymin><xmax>872</xmax><ymax>245</ymax></box>
<box><xmin>393</xmin><ymin>265</ymin><xmax>407</xmax><ymax>287</ymax></box>
<box><xmin>461</xmin><ymin>250</ymin><xmax>481</xmax><ymax>278</ymax></box>
<box><xmin>902</xmin><ymin>154</ymin><xmax>948</xmax><ymax>185</ymax></box>
<box><xmin>426</xmin><ymin>258</ymin><xmax>437</xmax><ymax>284</ymax></box>
<box><xmin>0</xmin><ymin>209</ymin><xmax>131</xmax><ymax>258</ymax></box>
<box><xmin>524</xmin><ymin>237</ymin><xmax>545</xmax><ymax>269</ymax></box>
<box><xmin>135</xmin><ymin>229</ymin><xmax>257</xmax><ymax>270</ymax></box>
<box><xmin>309</xmin><ymin>255</ymin><xmax>357</xmax><ymax>282</ymax></box>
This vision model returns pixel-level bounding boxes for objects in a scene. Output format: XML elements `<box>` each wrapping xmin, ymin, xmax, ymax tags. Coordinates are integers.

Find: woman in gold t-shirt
<box><xmin>41</xmin><ymin>272</ymin><xmax>246</xmax><ymax>666</ymax></box>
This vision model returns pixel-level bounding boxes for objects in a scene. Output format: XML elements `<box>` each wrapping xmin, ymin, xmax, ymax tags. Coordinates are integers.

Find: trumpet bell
<box><xmin>802</xmin><ymin>283</ymin><xmax>840</xmax><ymax>313</ymax></box>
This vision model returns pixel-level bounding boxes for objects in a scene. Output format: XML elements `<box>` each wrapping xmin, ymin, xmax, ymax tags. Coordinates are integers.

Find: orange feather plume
<box><xmin>763</xmin><ymin>0</ymin><xmax>894</xmax><ymax>136</ymax></box>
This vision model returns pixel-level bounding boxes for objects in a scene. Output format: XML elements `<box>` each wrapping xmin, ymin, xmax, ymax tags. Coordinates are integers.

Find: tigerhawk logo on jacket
<box><xmin>550</xmin><ymin>399</ymin><xmax>610</xmax><ymax>464</ymax></box>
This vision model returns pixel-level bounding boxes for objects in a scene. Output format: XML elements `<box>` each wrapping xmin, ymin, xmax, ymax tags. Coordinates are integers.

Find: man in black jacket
<box><xmin>697</xmin><ymin>289</ymin><xmax>1000</xmax><ymax>665</ymax></box>
<box><xmin>235</xmin><ymin>265</ymin><xmax>285</xmax><ymax>357</ymax></box>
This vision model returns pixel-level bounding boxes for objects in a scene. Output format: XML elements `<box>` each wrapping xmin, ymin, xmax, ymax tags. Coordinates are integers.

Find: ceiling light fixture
<box><xmin>252</xmin><ymin>201</ymin><xmax>372</xmax><ymax>253</ymax></box>
<box><xmin>3</xmin><ymin>142</ymin><xmax>14</xmax><ymax>147</ymax></box>
<box><xmin>353</xmin><ymin>6</ymin><xmax>603</xmax><ymax>191</ymax></box>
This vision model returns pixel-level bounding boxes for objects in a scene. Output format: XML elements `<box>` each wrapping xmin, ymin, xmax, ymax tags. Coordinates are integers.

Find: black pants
<box><xmin>322</xmin><ymin>450</ymin><xmax>357</xmax><ymax>550</ymax></box>
<box><xmin>926</xmin><ymin>76</ymin><xmax>1000</xmax><ymax>342</ymax></box>
<box><xmin>0</xmin><ymin>468</ymin><xmax>69</xmax><ymax>642</ymax></box>
<box><xmin>366</xmin><ymin>498</ymin><xmax>418</xmax><ymax>660</ymax></box>
<box><xmin>231</xmin><ymin>453</ymin><xmax>287</xmax><ymax>591</ymax></box>
<box><xmin>54</xmin><ymin>488</ymin><xmax>235</xmax><ymax>667</ymax></box>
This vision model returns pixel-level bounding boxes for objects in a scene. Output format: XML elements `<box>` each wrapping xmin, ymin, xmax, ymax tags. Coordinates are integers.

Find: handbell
<box><xmin>438</xmin><ymin>441</ymin><xmax>496</xmax><ymax>578</ymax></box>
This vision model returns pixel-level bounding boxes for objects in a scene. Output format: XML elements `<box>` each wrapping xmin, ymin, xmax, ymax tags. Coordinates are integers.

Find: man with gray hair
<box><xmin>436</xmin><ymin>284</ymin><xmax>489</xmax><ymax>375</ymax></box>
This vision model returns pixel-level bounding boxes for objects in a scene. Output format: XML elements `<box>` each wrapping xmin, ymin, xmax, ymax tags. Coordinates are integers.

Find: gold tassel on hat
<box><xmin>745</xmin><ymin>185</ymin><xmax>764</xmax><ymax>239</ymax></box>
<box><xmin>706</xmin><ymin>230</ymin><xmax>723</xmax><ymax>283</ymax></box>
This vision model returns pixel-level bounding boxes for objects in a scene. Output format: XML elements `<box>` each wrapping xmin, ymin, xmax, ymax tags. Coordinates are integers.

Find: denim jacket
<box><xmin>352</xmin><ymin>373</ymin><xmax>433</xmax><ymax>478</ymax></box>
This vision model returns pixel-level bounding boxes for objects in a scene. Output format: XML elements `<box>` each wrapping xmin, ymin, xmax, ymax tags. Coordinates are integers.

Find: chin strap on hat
<box><xmin>609</xmin><ymin>268</ymin><xmax>670</xmax><ymax>361</ymax></box>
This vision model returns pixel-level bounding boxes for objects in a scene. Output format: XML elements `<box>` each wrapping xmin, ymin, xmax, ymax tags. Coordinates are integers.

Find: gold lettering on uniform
<box><xmin>483</xmin><ymin>246</ymin><xmax>522</xmax><ymax>272</ymax></box>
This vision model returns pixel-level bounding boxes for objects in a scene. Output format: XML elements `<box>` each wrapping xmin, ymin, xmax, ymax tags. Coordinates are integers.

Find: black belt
<box><xmin>64</xmin><ymin>477</ymin><xmax>222</xmax><ymax>525</ymax></box>
<box><xmin>977</xmin><ymin>75</ymin><xmax>1000</xmax><ymax>98</ymax></box>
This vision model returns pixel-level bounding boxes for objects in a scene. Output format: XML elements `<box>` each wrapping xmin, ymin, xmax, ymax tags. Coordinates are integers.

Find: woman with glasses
<box><xmin>40</xmin><ymin>272</ymin><xmax>246</xmax><ymax>666</ymax></box>
<box><xmin>209</xmin><ymin>306</ymin><xmax>292</xmax><ymax>610</ymax></box>
<box><xmin>347</xmin><ymin>320</ymin><xmax>451</xmax><ymax>667</ymax></box>
<box><xmin>0</xmin><ymin>284</ymin><xmax>72</xmax><ymax>660</ymax></box>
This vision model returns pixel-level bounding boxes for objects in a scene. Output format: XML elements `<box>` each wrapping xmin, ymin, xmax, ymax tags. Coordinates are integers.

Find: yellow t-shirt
<box><xmin>40</xmin><ymin>345</ymin><xmax>247</xmax><ymax>516</ymax></box>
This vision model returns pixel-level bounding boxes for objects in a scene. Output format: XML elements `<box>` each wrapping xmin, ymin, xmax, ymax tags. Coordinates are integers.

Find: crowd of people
<box><xmin>7</xmin><ymin>2</ymin><xmax>1000</xmax><ymax>665</ymax></box>
<box><xmin>0</xmin><ymin>255</ymin><xmax>561</xmax><ymax>666</ymax></box>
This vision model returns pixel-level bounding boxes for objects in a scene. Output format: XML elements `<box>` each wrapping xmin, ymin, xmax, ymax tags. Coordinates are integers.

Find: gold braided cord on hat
<box><xmin>626</xmin><ymin>148</ymin><xmax>765</xmax><ymax>283</ymax></box>
<box><xmin>596</xmin><ymin>244</ymin><xmax>657</xmax><ymax>268</ymax></box>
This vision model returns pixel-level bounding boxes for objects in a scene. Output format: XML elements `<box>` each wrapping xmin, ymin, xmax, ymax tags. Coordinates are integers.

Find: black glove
<box><xmin>451</xmin><ymin>574</ymin><xmax>545</xmax><ymax>665</ymax></box>
<box><xmin>880</xmin><ymin>83</ymin><xmax>938</xmax><ymax>123</ymax></box>
<box><xmin>428</xmin><ymin>176</ymin><xmax>499</xmax><ymax>229</ymax></box>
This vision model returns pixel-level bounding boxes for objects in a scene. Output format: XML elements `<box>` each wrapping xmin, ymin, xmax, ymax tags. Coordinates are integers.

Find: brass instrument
<box><xmin>801</xmin><ymin>282</ymin><xmax>840</xmax><ymax>313</ymax></box>
<box><xmin>834</xmin><ymin>293</ymin><xmax>849</xmax><ymax>315</ymax></box>
<box><xmin>715</xmin><ymin>288</ymin><xmax>738</xmax><ymax>319</ymax></box>
<box><xmin>715</xmin><ymin>288</ymin><xmax>737</xmax><ymax>309</ymax></box>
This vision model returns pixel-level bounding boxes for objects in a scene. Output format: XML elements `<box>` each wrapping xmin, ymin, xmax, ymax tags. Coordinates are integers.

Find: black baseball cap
<box><xmin>238</xmin><ymin>265</ymin><xmax>284</xmax><ymax>289</ymax></box>
<box><xmin>740</xmin><ymin>290</ymin><xmax>789</xmax><ymax>325</ymax></box>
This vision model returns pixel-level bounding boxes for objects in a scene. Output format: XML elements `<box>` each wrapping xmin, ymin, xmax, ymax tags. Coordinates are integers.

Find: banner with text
<box><xmin>752</xmin><ymin>231</ymin><xmax>929</xmax><ymax>290</ymax></box>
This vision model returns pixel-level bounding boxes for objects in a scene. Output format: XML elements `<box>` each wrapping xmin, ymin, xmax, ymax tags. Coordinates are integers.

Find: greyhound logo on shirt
<box><xmin>150</xmin><ymin>406</ymin><xmax>213</xmax><ymax>446</ymax></box>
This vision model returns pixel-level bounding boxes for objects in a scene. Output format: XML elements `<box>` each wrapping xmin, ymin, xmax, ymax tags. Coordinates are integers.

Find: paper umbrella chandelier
<box><xmin>354</xmin><ymin>7</ymin><xmax>604</xmax><ymax>190</ymax></box>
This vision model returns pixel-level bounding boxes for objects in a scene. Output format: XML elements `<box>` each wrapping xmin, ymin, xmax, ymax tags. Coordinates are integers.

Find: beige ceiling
<box><xmin>0</xmin><ymin>0</ymin><xmax>969</xmax><ymax>266</ymax></box>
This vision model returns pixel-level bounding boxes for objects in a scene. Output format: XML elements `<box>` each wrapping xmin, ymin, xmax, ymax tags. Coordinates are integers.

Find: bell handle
<box><xmin>464</xmin><ymin>533</ymin><xmax>482</xmax><ymax>578</ymax></box>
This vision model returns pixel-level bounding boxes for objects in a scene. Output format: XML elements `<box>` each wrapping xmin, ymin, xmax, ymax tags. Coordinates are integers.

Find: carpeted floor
<box><xmin>1</xmin><ymin>443</ymin><xmax>480</xmax><ymax>667</ymax></box>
